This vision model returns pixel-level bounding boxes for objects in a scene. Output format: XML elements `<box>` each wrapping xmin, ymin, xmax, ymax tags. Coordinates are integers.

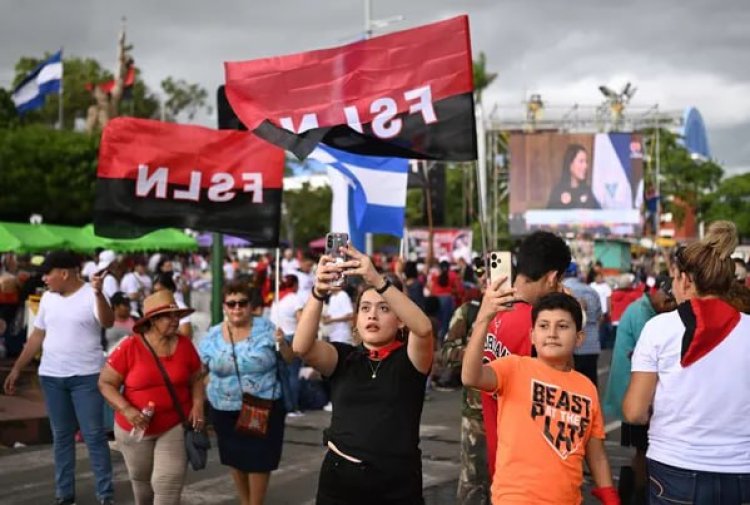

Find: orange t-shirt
<box><xmin>489</xmin><ymin>355</ymin><xmax>604</xmax><ymax>504</ymax></box>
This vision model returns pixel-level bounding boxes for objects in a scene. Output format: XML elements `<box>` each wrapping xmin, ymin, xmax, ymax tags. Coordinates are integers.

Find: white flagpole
<box><xmin>475</xmin><ymin>102</ymin><xmax>490</xmax><ymax>260</ymax></box>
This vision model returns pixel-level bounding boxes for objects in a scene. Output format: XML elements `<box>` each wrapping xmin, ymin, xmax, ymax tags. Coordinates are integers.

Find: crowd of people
<box><xmin>1</xmin><ymin>222</ymin><xmax>749</xmax><ymax>504</ymax></box>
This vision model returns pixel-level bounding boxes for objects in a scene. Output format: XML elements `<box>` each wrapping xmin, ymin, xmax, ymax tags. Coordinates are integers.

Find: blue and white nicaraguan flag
<box><xmin>310</xmin><ymin>145</ymin><xmax>409</xmax><ymax>251</ymax></box>
<box><xmin>591</xmin><ymin>132</ymin><xmax>636</xmax><ymax>211</ymax></box>
<box><xmin>11</xmin><ymin>49</ymin><xmax>63</xmax><ymax>114</ymax></box>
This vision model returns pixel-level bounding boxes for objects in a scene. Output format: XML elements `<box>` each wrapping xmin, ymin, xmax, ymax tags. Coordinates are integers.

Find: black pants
<box><xmin>574</xmin><ymin>354</ymin><xmax>599</xmax><ymax>389</ymax></box>
<box><xmin>316</xmin><ymin>450</ymin><xmax>424</xmax><ymax>505</ymax></box>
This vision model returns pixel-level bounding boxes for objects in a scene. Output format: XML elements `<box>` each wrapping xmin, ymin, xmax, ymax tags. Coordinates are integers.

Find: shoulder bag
<box><xmin>228</xmin><ymin>323</ymin><xmax>278</xmax><ymax>438</ymax></box>
<box><xmin>140</xmin><ymin>334</ymin><xmax>210</xmax><ymax>471</ymax></box>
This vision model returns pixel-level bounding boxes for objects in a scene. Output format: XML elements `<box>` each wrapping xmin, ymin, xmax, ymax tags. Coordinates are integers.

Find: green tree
<box><xmin>0</xmin><ymin>125</ymin><xmax>99</xmax><ymax>224</ymax></box>
<box><xmin>473</xmin><ymin>51</ymin><xmax>497</xmax><ymax>104</ymax></box>
<box><xmin>160</xmin><ymin>77</ymin><xmax>210</xmax><ymax>122</ymax></box>
<box><xmin>0</xmin><ymin>88</ymin><xmax>19</xmax><ymax>128</ymax></box>
<box><xmin>644</xmin><ymin>129</ymin><xmax>723</xmax><ymax>225</ymax></box>
<box><xmin>702</xmin><ymin>173</ymin><xmax>750</xmax><ymax>239</ymax></box>
<box><xmin>281</xmin><ymin>183</ymin><xmax>332</xmax><ymax>247</ymax></box>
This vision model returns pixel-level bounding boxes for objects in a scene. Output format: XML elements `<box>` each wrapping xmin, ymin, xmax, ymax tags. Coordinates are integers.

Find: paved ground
<box><xmin>0</xmin><ymin>350</ymin><xmax>632</xmax><ymax>504</ymax></box>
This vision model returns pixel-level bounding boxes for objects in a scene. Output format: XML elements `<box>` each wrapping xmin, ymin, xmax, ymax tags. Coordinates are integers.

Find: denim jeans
<box><xmin>286</xmin><ymin>357</ymin><xmax>302</xmax><ymax>411</ymax></box>
<box><xmin>436</xmin><ymin>295</ymin><xmax>455</xmax><ymax>344</ymax></box>
<box><xmin>648</xmin><ymin>458</ymin><xmax>750</xmax><ymax>505</ymax></box>
<box><xmin>40</xmin><ymin>374</ymin><xmax>114</xmax><ymax>502</ymax></box>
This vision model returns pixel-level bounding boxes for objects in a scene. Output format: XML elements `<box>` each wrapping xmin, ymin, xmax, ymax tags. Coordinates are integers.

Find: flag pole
<box><xmin>474</xmin><ymin>103</ymin><xmax>490</xmax><ymax>267</ymax></box>
<box><xmin>58</xmin><ymin>47</ymin><xmax>64</xmax><ymax>130</ymax></box>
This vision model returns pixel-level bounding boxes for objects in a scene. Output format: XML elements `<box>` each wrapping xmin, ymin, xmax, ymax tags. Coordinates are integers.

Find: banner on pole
<box><xmin>224</xmin><ymin>16</ymin><xmax>476</xmax><ymax>161</ymax></box>
<box><xmin>94</xmin><ymin>118</ymin><xmax>285</xmax><ymax>245</ymax></box>
<box><xmin>406</xmin><ymin>228</ymin><xmax>473</xmax><ymax>263</ymax></box>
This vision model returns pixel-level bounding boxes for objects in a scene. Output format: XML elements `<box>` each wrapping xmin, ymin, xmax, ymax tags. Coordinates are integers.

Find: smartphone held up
<box><xmin>488</xmin><ymin>251</ymin><xmax>518</xmax><ymax>308</ymax></box>
<box><xmin>325</xmin><ymin>232</ymin><xmax>349</xmax><ymax>288</ymax></box>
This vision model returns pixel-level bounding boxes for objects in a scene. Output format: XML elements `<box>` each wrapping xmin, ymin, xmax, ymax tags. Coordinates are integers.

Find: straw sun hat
<box><xmin>133</xmin><ymin>290</ymin><xmax>194</xmax><ymax>333</ymax></box>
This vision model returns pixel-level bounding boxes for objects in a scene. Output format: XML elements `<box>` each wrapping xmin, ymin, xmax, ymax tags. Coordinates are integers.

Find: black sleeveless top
<box><xmin>325</xmin><ymin>343</ymin><xmax>428</xmax><ymax>463</ymax></box>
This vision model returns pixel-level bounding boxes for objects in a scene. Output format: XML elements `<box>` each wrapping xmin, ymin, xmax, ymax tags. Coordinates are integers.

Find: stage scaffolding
<box><xmin>478</xmin><ymin>102</ymin><xmax>686</xmax><ymax>247</ymax></box>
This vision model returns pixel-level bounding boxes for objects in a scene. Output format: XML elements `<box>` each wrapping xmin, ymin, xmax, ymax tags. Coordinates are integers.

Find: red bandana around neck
<box><xmin>679</xmin><ymin>298</ymin><xmax>740</xmax><ymax>367</ymax></box>
<box><xmin>365</xmin><ymin>340</ymin><xmax>404</xmax><ymax>360</ymax></box>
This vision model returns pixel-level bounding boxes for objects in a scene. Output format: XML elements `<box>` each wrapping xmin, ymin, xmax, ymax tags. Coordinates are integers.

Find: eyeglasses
<box><xmin>224</xmin><ymin>299</ymin><xmax>250</xmax><ymax>309</ymax></box>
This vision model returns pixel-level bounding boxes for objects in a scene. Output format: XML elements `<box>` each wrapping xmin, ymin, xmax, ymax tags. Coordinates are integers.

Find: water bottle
<box><xmin>129</xmin><ymin>401</ymin><xmax>155</xmax><ymax>442</ymax></box>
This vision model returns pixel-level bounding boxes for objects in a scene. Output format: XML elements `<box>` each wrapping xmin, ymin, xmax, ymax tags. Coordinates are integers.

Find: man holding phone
<box><xmin>478</xmin><ymin>231</ymin><xmax>572</xmax><ymax>485</ymax></box>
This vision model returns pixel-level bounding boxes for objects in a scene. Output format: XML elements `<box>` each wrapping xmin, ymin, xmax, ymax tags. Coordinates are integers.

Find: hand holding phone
<box><xmin>325</xmin><ymin>232</ymin><xmax>349</xmax><ymax>288</ymax></box>
<box><xmin>488</xmin><ymin>251</ymin><xmax>517</xmax><ymax>307</ymax></box>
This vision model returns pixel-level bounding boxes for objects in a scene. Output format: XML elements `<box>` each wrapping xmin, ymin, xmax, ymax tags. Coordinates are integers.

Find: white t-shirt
<box><xmin>102</xmin><ymin>274</ymin><xmax>119</xmax><ymax>300</ymax></box>
<box><xmin>281</xmin><ymin>258</ymin><xmax>299</xmax><ymax>277</ymax></box>
<box><xmin>35</xmin><ymin>284</ymin><xmax>106</xmax><ymax>377</ymax></box>
<box><xmin>223</xmin><ymin>262</ymin><xmax>235</xmax><ymax>281</ymax></box>
<box><xmin>81</xmin><ymin>261</ymin><xmax>97</xmax><ymax>280</ymax></box>
<box><xmin>120</xmin><ymin>271</ymin><xmax>152</xmax><ymax>312</ymax></box>
<box><xmin>590</xmin><ymin>281</ymin><xmax>612</xmax><ymax>315</ymax></box>
<box><xmin>631</xmin><ymin>310</ymin><xmax>750</xmax><ymax>472</ymax></box>
<box><xmin>325</xmin><ymin>291</ymin><xmax>354</xmax><ymax>344</ymax></box>
<box><xmin>295</xmin><ymin>270</ymin><xmax>314</xmax><ymax>304</ymax></box>
<box><xmin>270</xmin><ymin>293</ymin><xmax>304</xmax><ymax>336</ymax></box>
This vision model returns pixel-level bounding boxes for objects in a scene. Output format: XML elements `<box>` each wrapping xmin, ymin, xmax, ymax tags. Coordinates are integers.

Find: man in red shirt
<box><xmin>481</xmin><ymin>231</ymin><xmax>572</xmax><ymax>480</ymax></box>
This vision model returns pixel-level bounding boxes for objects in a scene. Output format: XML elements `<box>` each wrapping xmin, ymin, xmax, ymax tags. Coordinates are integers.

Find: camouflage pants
<box><xmin>457</xmin><ymin>415</ymin><xmax>490</xmax><ymax>505</ymax></box>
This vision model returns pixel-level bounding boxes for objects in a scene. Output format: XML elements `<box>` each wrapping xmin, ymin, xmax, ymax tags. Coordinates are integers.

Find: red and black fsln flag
<box><xmin>94</xmin><ymin>117</ymin><xmax>285</xmax><ymax>245</ymax></box>
<box><xmin>224</xmin><ymin>15</ymin><xmax>477</xmax><ymax>161</ymax></box>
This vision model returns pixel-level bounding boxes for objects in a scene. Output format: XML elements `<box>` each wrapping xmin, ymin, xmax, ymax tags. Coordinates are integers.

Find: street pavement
<box><xmin>0</xmin><ymin>350</ymin><xmax>633</xmax><ymax>504</ymax></box>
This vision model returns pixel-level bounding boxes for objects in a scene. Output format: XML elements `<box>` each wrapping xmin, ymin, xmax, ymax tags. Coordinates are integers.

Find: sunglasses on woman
<box><xmin>224</xmin><ymin>299</ymin><xmax>250</xmax><ymax>309</ymax></box>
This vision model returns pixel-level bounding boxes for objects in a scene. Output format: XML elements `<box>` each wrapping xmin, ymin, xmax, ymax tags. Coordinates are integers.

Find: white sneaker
<box><xmin>323</xmin><ymin>402</ymin><xmax>333</xmax><ymax>412</ymax></box>
<box><xmin>287</xmin><ymin>410</ymin><xmax>305</xmax><ymax>418</ymax></box>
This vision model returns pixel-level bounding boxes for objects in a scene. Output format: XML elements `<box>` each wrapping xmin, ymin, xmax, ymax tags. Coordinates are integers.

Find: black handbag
<box><xmin>140</xmin><ymin>334</ymin><xmax>210</xmax><ymax>471</ymax></box>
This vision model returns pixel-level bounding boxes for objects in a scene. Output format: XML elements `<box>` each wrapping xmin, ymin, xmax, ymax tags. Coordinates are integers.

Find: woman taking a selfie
<box><xmin>293</xmin><ymin>244</ymin><xmax>434</xmax><ymax>505</ymax></box>
<box><xmin>199</xmin><ymin>281</ymin><xmax>291</xmax><ymax>505</ymax></box>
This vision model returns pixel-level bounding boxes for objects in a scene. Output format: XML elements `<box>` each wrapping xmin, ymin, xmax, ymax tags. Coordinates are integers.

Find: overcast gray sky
<box><xmin>1</xmin><ymin>0</ymin><xmax>748</xmax><ymax>175</ymax></box>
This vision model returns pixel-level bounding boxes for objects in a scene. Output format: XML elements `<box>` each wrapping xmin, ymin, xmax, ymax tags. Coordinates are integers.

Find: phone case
<box><xmin>489</xmin><ymin>251</ymin><xmax>512</xmax><ymax>287</ymax></box>
<box><xmin>325</xmin><ymin>233</ymin><xmax>349</xmax><ymax>287</ymax></box>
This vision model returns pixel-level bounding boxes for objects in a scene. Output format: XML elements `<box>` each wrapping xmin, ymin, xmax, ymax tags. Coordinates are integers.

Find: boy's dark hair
<box><xmin>516</xmin><ymin>231</ymin><xmax>571</xmax><ymax>282</ymax></box>
<box><xmin>532</xmin><ymin>292</ymin><xmax>583</xmax><ymax>332</ymax></box>
<box><xmin>110</xmin><ymin>291</ymin><xmax>130</xmax><ymax>308</ymax></box>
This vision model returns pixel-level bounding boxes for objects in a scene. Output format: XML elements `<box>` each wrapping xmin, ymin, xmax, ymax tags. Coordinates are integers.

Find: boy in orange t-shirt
<box><xmin>463</xmin><ymin>285</ymin><xmax>619</xmax><ymax>504</ymax></box>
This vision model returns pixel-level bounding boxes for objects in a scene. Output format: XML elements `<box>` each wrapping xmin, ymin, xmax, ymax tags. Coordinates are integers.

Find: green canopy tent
<box><xmin>0</xmin><ymin>224</ymin><xmax>22</xmax><ymax>253</ymax></box>
<box><xmin>0</xmin><ymin>222</ymin><xmax>197</xmax><ymax>254</ymax></box>
<box><xmin>42</xmin><ymin>224</ymin><xmax>112</xmax><ymax>254</ymax></box>
<box><xmin>0</xmin><ymin>222</ymin><xmax>65</xmax><ymax>253</ymax></box>
<box><xmin>104</xmin><ymin>228</ymin><xmax>198</xmax><ymax>253</ymax></box>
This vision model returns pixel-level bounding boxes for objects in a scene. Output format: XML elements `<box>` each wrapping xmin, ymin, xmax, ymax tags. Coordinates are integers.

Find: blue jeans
<box><xmin>286</xmin><ymin>357</ymin><xmax>302</xmax><ymax>411</ymax></box>
<box><xmin>648</xmin><ymin>458</ymin><xmax>750</xmax><ymax>505</ymax></box>
<box><xmin>40</xmin><ymin>374</ymin><xmax>114</xmax><ymax>502</ymax></box>
<box><xmin>436</xmin><ymin>295</ymin><xmax>455</xmax><ymax>343</ymax></box>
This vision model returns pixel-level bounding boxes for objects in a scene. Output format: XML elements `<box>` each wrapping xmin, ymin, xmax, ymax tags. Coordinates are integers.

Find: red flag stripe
<box><xmin>224</xmin><ymin>15</ymin><xmax>473</xmax><ymax>131</ymax></box>
<box><xmin>97</xmin><ymin>118</ymin><xmax>285</xmax><ymax>189</ymax></box>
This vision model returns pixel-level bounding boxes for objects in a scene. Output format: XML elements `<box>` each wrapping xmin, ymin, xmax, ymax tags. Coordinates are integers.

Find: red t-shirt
<box><xmin>430</xmin><ymin>270</ymin><xmax>460</xmax><ymax>297</ymax></box>
<box><xmin>610</xmin><ymin>288</ymin><xmax>642</xmax><ymax>325</ymax></box>
<box><xmin>481</xmin><ymin>302</ymin><xmax>533</xmax><ymax>480</ymax></box>
<box><xmin>108</xmin><ymin>334</ymin><xmax>201</xmax><ymax>435</ymax></box>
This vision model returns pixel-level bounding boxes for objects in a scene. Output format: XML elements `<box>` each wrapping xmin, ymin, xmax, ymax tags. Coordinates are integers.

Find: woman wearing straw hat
<box><xmin>98</xmin><ymin>290</ymin><xmax>205</xmax><ymax>505</ymax></box>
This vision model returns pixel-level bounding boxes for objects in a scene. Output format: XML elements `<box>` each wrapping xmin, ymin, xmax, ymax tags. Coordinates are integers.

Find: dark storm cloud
<box><xmin>1</xmin><ymin>0</ymin><xmax>747</xmax><ymax>173</ymax></box>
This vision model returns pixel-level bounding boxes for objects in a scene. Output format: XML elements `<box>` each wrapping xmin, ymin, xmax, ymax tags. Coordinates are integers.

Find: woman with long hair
<box><xmin>293</xmin><ymin>244</ymin><xmax>433</xmax><ymax>505</ymax></box>
<box><xmin>623</xmin><ymin>221</ymin><xmax>750</xmax><ymax>504</ymax></box>
<box><xmin>198</xmin><ymin>281</ymin><xmax>290</xmax><ymax>505</ymax></box>
<box><xmin>547</xmin><ymin>144</ymin><xmax>601</xmax><ymax>209</ymax></box>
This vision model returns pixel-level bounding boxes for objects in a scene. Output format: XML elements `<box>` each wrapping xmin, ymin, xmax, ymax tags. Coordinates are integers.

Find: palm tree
<box><xmin>473</xmin><ymin>52</ymin><xmax>497</xmax><ymax>104</ymax></box>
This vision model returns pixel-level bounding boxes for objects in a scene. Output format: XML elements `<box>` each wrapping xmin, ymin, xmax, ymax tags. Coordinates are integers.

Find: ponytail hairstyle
<box><xmin>674</xmin><ymin>220</ymin><xmax>738</xmax><ymax>297</ymax></box>
<box><xmin>438</xmin><ymin>260</ymin><xmax>450</xmax><ymax>287</ymax></box>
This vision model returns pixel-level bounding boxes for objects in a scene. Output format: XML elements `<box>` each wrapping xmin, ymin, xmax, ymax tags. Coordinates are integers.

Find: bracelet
<box><xmin>311</xmin><ymin>288</ymin><xmax>327</xmax><ymax>302</ymax></box>
<box><xmin>375</xmin><ymin>278</ymin><xmax>392</xmax><ymax>295</ymax></box>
